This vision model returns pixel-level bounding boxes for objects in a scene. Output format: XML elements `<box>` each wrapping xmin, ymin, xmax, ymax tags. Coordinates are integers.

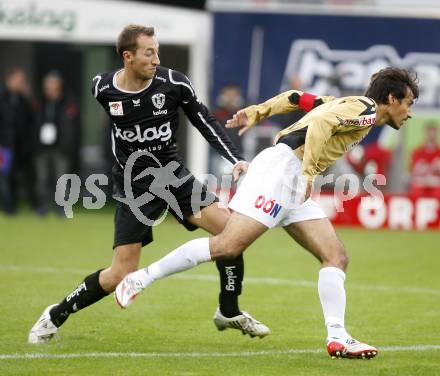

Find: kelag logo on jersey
<box><xmin>114</xmin><ymin>123</ymin><xmax>172</xmax><ymax>143</ymax></box>
<box><xmin>281</xmin><ymin>40</ymin><xmax>440</xmax><ymax>109</ymax></box>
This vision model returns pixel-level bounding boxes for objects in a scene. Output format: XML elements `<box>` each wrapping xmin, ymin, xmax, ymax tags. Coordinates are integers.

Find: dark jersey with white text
<box><xmin>92</xmin><ymin>66</ymin><xmax>243</xmax><ymax>170</ymax></box>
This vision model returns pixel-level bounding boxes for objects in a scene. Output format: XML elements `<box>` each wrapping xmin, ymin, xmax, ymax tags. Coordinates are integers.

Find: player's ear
<box><xmin>388</xmin><ymin>93</ymin><xmax>397</xmax><ymax>104</ymax></box>
<box><xmin>122</xmin><ymin>50</ymin><xmax>133</xmax><ymax>63</ymax></box>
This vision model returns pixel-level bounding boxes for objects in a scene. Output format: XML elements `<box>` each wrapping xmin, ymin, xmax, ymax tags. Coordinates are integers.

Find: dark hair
<box><xmin>44</xmin><ymin>70</ymin><xmax>63</xmax><ymax>82</ymax></box>
<box><xmin>116</xmin><ymin>25</ymin><xmax>155</xmax><ymax>58</ymax></box>
<box><xmin>364</xmin><ymin>67</ymin><xmax>419</xmax><ymax>104</ymax></box>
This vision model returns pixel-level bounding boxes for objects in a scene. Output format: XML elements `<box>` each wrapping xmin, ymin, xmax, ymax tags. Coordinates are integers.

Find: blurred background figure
<box><xmin>278</xmin><ymin>73</ymin><xmax>307</xmax><ymax>128</ymax></box>
<box><xmin>0</xmin><ymin>67</ymin><xmax>36</xmax><ymax>215</ymax></box>
<box><xmin>210</xmin><ymin>82</ymin><xmax>245</xmax><ymax>174</ymax></box>
<box><xmin>213</xmin><ymin>83</ymin><xmax>245</xmax><ymax>150</ymax></box>
<box><xmin>409</xmin><ymin>122</ymin><xmax>440</xmax><ymax>197</ymax></box>
<box><xmin>35</xmin><ymin>71</ymin><xmax>79</xmax><ymax>216</ymax></box>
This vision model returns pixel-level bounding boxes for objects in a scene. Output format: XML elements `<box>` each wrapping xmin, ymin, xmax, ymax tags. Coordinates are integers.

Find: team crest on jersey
<box><xmin>151</xmin><ymin>93</ymin><xmax>165</xmax><ymax>109</ymax></box>
<box><xmin>109</xmin><ymin>101</ymin><xmax>123</xmax><ymax>116</ymax></box>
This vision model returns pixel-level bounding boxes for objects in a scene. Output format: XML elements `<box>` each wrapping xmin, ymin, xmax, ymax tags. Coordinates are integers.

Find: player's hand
<box><xmin>303</xmin><ymin>180</ymin><xmax>313</xmax><ymax>202</ymax></box>
<box><xmin>232</xmin><ymin>161</ymin><xmax>249</xmax><ymax>182</ymax></box>
<box><xmin>226</xmin><ymin>110</ymin><xmax>252</xmax><ymax>136</ymax></box>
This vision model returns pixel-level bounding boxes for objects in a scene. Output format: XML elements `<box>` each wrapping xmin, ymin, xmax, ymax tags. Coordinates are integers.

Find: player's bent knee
<box><xmin>339</xmin><ymin>242</ymin><xmax>349</xmax><ymax>268</ymax></box>
<box><xmin>221</xmin><ymin>247</ymin><xmax>244</xmax><ymax>259</ymax></box>
<box><xmin>99</xmin><ymin>268</ymin><xmax>123</xmax><ymax>292</ymax></box>
<box><xmin>331</xmin><ymin>247</ymin><xmax>349</xmax><ymax>270</ymax></box>
<box><xmin>210</xmin><ymin>236</ymin><xmax>245</xmax><ymax>259</ymax></box>
<box><xmin>322</xmin><ymin>243</ymin><xmax>349</xmax><ymax>270</ymax></box>
<box><xmin>338</xmin><ymin>252</ymin><xmax>349</xmax><ymax>270</ymax></box>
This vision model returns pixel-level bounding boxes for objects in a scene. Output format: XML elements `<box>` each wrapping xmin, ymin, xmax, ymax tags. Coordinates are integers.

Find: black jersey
<box><xmin>92</xmin><ymin>66</ymin><xmax>243</xmax><ymax>169</ymax></box>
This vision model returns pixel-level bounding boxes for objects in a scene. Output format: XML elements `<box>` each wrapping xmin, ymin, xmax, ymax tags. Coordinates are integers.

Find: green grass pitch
<box><xmin>0</xmin><ymin>210</ymin><xmax>439</xmax><ymax>375</ymax></box>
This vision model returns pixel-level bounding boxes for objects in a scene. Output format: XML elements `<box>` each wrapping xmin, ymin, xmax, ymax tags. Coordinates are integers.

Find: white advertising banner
<box><xmin>0</xmin><ymin>0</ymin><xmax>209</xmax><ymax>44</ymax></box>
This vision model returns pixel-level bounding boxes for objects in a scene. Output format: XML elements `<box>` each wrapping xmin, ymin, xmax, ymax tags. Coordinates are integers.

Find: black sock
<box><xmin>215</xmin><ymin>254</ymin><xmax>244</xmax><ymax>318</ymax></box>
<box><xmin>49</xmin><ymin>269</ymin><xmax>109</xmax><ymax>327</ymax></box>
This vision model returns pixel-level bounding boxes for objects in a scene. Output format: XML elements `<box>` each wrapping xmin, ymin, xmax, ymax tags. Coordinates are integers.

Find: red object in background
<box><xmin>346</xmin><ymin>142</ymin><xmax>391</xmax><ymax>177</ymax></box>
<box><xmin>316</xmin><ymin>193</ymin><xmax>440</xmax><ymax>230</ymax></box>
<box><xmin>213</xmin><ymin>108</ymin><xmax>232</xmax><ymax>124</ymax></box>
<box><xmin>410</xmin><ymin>144</ymin><xmax>440</xmax><ymax>197</ymax></box>
<box><xmin>65</xmin><ymin>102</ymin><xmax>79</xmax><ymax>119</ymax></box>
<box><xmin>411</xmin><ymin>144</ymin><xmax>440</xmax><ymax>169</ymax></box>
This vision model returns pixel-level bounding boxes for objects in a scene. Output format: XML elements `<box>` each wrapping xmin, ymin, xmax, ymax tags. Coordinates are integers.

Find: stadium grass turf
<box><xmin>1</xmin><ymin>210</ymin><xmax>439</xmax><ymax>375</ymax></box>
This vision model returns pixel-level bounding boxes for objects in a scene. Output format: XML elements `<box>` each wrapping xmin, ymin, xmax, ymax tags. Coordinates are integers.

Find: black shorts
<box><xmin>112</xmin><ymin>163</ymin><xmax>218</xmax><ymax>248</ymax></box>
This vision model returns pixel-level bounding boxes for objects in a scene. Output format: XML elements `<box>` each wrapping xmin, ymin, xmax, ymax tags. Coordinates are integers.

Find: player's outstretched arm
<box><xmin>226</xmin><ymin>91</ymin><xmax>334</xmax><ymax>137</ymax></box>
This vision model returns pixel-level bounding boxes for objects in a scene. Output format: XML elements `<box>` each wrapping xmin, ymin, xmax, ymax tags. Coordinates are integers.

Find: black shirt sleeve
<box><xmin>173</xmin><ymin>71</ymin><xmax>244</xmax><ymax>165</ymax></box>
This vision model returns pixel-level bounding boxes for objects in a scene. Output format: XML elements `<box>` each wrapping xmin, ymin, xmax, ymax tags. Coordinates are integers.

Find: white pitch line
<box><xmin>173</xmin><ymin>274</ymin><xmax>440</xmax><ymax>296</ymax></box>
<box><xmin>1</xmin><ymin>264</ymin><xmax>440</xmax><ymax>296</ymax></box>
<box><xmin>1</xmin><ymin>345</ymin><xmax>439</xmax><ymax>360</ymax></box>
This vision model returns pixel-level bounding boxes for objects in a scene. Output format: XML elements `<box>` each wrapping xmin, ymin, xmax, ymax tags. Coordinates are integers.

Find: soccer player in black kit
<box><xmin>29</xmin><ymin>25</ymin><xmax>269</xmax><ymax>343</ymax></box>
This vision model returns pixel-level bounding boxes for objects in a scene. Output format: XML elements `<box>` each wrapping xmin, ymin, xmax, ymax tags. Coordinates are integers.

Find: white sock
<box><xmin>318</xmin><ymin>266</ymin><xmax>350</xmax><ymax>340</ymax></box>
<box><xmin>133</xmin><ymin>238</ymin><xmax>212</xmax><ymax>287</ymax></box>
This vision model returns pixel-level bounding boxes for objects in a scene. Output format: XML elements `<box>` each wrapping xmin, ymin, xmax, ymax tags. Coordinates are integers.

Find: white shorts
<box><xmin>229</xmin><ymin>143</ymin><xmax>327</xmax><ymax>228</ymax></box>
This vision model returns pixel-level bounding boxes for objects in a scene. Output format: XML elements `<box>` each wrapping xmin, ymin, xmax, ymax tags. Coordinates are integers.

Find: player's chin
<box><xmin>141</xmin><ymin>70</ymin><xmax>155</xmax><ymax>80</ymax></box>
<box><xmin>388</xmin><ymin>121</ymin><xmax>400</xmax><ymax>130</ymax></box>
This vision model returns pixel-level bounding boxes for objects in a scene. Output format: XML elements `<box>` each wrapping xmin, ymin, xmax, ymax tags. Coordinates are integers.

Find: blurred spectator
<box><xmin>0</xmin><ymin>67</ymin><xmax>36</xmax><ymax>215</ymax></box>
<box><xmin>409</xmin><ymin>122</ymin><xmax>440</xmax><ymax>197</ymax></box>
<box><xmin>278</xmin><ymin>73</ymin><xmax>307</xmax><ymax>128</ymax></box>
<box><xmin>35</xmin><ymin>71</ymin><xmax>79</xmax><ymax>216</ymax></box>
<box><xmin>213</xmin><ymin>83</ymin><xmax>245</xmax><ymax>151</ymax></box>
<box><xmin>210</xmin><ymin>83</ymin><xmax>245</xmax><ymax>174</ymax></box>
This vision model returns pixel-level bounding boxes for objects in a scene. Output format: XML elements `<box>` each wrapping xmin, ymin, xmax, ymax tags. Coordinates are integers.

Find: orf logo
<box><xmin>151</xmin><ymin>93</ymin><xmax>165</xmax><ymax>110</ymax></box>
<box><xmin>254</xmin><ymin>195</ymin><xmax>283</xmax><ymax>218</ymax></box>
